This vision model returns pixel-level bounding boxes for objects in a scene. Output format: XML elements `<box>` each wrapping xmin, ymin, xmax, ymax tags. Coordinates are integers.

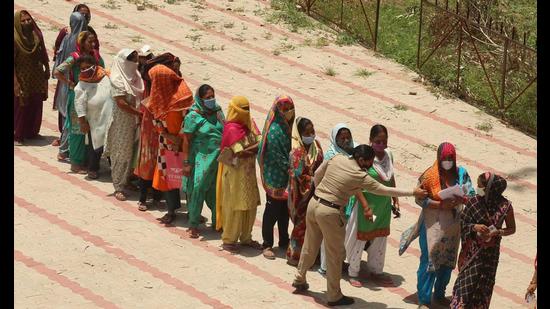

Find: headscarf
<box><xmin>291</xmin><ymin>117</ymin><xmax>319</xmax><ymax>163</ymax></box>
<box><xmin>216</xmin><ymin>95</ymin><xmax>260</xmax><ymax>230</ymax></box>
<box><xmin>324</xmin><ymin>123</ymin><xmax>357</xmax><ymax>160</ymax></box>
<box><xmin>144</xmin><ymin>64</ymin><xmax>193</xmax><ymax>120</ymax></box>
<box><xmin>79</xmin><ymin>65</ymin><xmax>109</xmax><ymax>83</ymax></box>
<box><xmin>220</xmin><ymin>96</ymin><xmax>260</xmax><ymax>150</ymax></box>
<box><xmin>53</xmin><ymin>12</ymin><xmax>88</xmax><ymax>72</ymax></box>
<box><xmin>257</xmin><ymin>95</ymin><xmax>295</xmax><ymax>200</ymax></box>
<box><xmin>14</xmin><ymin>10</ymin><xmax>45</xmax><ymax>56</ymax></box>
<box><xmin>110</xmin><ymin>48</ymin><xmax>144</xmax><ymax>98</ymax></box>
<box><xmin>70</xmin><ymin>31</ymin><xmax>101</xmax><ymax>63</ymax></box>
<box><xmin>73</xmin><ymin>4</ymin><xmax>91</xmax><ymax>23</ymax></box>
<box><xmin>141</xmin><ymin>52</ymin><xmax>181</xmax><ymax>92</ymax></box>
<box><xmin>419</xmin><ymin>142</ymin><xmax>458</xmax><ymax>200</ymax></box>
<box><xmin>481</xmin><ymin>173</ymin><xmax>508</xmax><ymax>209</ymax></box>
<box><xmin>192</xmin><ymin>85</ymin><xmax>222</xmax><ymax>117</ymax></box>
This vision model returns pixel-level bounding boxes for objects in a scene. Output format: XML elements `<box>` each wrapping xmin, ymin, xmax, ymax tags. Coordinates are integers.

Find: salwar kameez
<box><xmin>105</xmin><ymin>92</ymin><xmax>139</xmax><ymax>192</ymax></box>
<box><xmin>399</xmin><ymin>145</ymin><xmax>475</xmax><ymax>306</ymax></box>
<box><xmin>182</xmin><ymin>102</ymin><xmax>224</xmax><ymax>228</ymax></box>
<box><xmin>219</xmin><ymin>131</ymin><xmax>261</xmax><ymax>244</ymax></box>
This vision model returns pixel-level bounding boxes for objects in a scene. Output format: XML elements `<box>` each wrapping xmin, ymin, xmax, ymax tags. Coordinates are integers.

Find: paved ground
<box><xmin>14</xmin><ymin>0</ymin><xmax>536</xmax><ymax>308</ymax></box>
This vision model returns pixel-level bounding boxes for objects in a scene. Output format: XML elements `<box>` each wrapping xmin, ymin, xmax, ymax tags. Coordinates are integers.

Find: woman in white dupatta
<box><xmin>104</xmin><ymin>49</ymin><xmax>144</xmax><ymax>201</ymax></box>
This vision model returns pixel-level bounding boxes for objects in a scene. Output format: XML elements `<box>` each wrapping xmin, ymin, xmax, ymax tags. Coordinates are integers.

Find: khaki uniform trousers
<box><xmin>293</xmin><ymin>198</ymin><xmax>346</xmax><ymax>302</ymax></box>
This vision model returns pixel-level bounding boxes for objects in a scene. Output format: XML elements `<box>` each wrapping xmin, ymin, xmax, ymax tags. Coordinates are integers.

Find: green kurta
<box><xmin>346</xmin><ymin>157</ymin><xmax>393</xmax><ymax>241</ymax></box>
<box><xmin>182</xmin><ymin>99</ymin><xmax>224</xmax><ymax>228</ymax></box>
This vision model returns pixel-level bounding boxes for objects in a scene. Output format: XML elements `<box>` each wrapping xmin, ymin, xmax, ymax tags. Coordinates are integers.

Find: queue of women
<box><xmin>14</xmin><ymin>6</ymin><xmax>536</xmax><ymax>309</ymax></box>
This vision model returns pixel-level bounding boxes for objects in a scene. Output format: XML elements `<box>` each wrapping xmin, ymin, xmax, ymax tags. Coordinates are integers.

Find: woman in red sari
<box><xmin>286</xmin><ymin>117</ymin><xmax>323</xmax><ymax>265</ymax></box>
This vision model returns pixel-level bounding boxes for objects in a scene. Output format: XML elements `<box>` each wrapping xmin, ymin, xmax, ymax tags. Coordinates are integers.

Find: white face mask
<box><xmin>301</xmin><ymin>135</ymin><xmax>315</xmax><ymax>145</ymax></box>
<box><xmin>441</xmin><ymin>160</ymin><xmax>454</xmax><ymax>170</ymax></box>
<box><xmin>476</xmin><ymin>187</ymin><xmax>485</xmax><ymax>197</ymax></box>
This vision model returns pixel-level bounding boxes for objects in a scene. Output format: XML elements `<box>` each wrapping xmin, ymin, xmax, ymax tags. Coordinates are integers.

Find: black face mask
<box><xmin>22</xmin><ymin>23</ymin><xmax>33</xmax><ymax>32</ymax></box>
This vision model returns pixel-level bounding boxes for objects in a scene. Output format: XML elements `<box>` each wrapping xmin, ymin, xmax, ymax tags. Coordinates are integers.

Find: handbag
<box><xmin>163</xmin><ymin>150</ymin><xmax>184</xmax><ymax>190</ymax></box>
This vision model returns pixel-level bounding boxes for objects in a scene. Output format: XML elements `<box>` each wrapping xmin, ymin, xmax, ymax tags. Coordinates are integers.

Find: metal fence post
<box><xmin>374</xmin><ymin>0</ymin><xmax>381</xmax><ymax>51</ymax></box>
<box><xmin>417</xmin><ymin>0</ymin><xmax>424</xmax><ymax>69</ymax></box>
<box><xmin>340</xmin><ymin>0</ymin><xmax>344</xmax><ymax>28</ymax></box>
<box><xmin>500</xmin><ymin>37</ymin><xmax>509</xmax><ymax>111</ymax></box>
<box><xmin>456</xmin><ymin>21</ymin><xmax>463</xmax><ymax>90</ymax></box>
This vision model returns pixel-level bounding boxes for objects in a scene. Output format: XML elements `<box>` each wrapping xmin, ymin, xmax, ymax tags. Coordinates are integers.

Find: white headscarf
<box><xmin>324</xmin><ymin>123</ymin><xmax>358</xmax><ymax>160</ymax></box>
<box><xmin>110</xmin><ymin>48</ymin><xmax>144</xmax><ymax>97</ymax></box>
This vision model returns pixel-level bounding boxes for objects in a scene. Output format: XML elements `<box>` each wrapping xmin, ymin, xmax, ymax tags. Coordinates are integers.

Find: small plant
<box><xmin>423</xmin><ymin>144</ymin><xmax>437</xmax><ymax>151</ymax></box>
<box><xmin>335</xmin><ymin>32</ymin><xmax>356</xmax><ymax>46</ymax></box>
<box><xmin>190</xmin><ymin>14</ymin><xmax>199</xmax><ymax>22</ymax></box>
<box><xmin>224</xmin><ymin>22</ymin><xmax>235</xmax><ymax>29</ymax></box>
<box><xmin>126</xmin><ymin>0</ymin><xmax>159</xmax><ymax>10</ymax></box>
<box><xmin>101</xmin><ymin>0</ymin><xmax>121</xmax><ymax>10</ymax></box>
<box><xmin>323</xmin><ymin>66</ymin><xmax>337</xmax><ymax>76</ymax></box>
<box><xmin>394</xmin><ymin>104</ymin><xmax>408</xmax><ymax>111</ymax></box>
<box><xmin>233</xmin><ymin>7</ymin><xmax>245</xmax><ymax>13</ymax></box>
<box><xmin>104</xmin><ymin>22</ymin><xmax>119</xmax><ymax>29</ymax></box>
<box><xmin>185</xmin><ymin>33</ymin><xmax>202</xmax><ymax>43</ymax></box>
<box><xmin>354</xmin><ymin>68</ymin><xmax>373</xmax><ymax>78</ymax></box>
<box><xmin>273</xmin><ymin>49</ymin><xmax>281</xmax><ymax>56</ymax></box>
<box><xmin>476</xmin><ymin>121</ymin><xmax>493</xmax><ymax>132</ymax></box>
<box><xmin>202</xmin><ymin>21</ymin><xmax>217</xmax><ymax>29</ymax></box>
<box><xmin>263</xmin><ymin>31</ymin><xmax>273</xmax><ymax>40</ymax></box>
<box><xmin>315</xmin><ymin>37</ymin><xmax>330</xmax><ymax>48</ymax></box>
<box><xmin>164</xmin><ymin>0</ymin><xmax>180</xmax><ymax>4</ymax></box>
<box><xmin>267</xmin><ymin>0</ymin><xmax>313</xmax><ymax>33</ymax></box>
<box><xmin>131</xmin><ymin>34</ymin><xmax>144</xmax><ymax>43</ymax></box>
<box><xmin>199</xmin><ymin>44</ymin><xmax>224</xmax><ymax>52</ymax></box>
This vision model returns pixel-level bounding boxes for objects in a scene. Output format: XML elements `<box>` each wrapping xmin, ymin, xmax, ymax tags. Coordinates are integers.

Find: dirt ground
<box><xmin>14</xmin><ymin>0</ymin><xmax>536</xmax><ymax>308</ymax></box>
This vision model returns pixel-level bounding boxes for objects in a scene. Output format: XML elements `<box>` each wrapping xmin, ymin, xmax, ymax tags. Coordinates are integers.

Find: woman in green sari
<box><xmin>344</xmin><ymin>124</ymin><xmax>398</xmax><ymax>287</ymax></box>
<box><xmin>181</xmin><ymin>84</ymin><xmax>225</xmax><ymax>238</ymax></box>
<box><xmin>54</xmin><ymin>30</ymin><xmax>104</xmax><ymax>174</ymax></box>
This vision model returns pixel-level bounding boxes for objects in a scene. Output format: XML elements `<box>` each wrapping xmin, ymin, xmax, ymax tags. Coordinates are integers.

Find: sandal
<box><xmin>262</xmin><ymin>247</ymin><xmax>276</xmax><ymax>260</ymax></box>
<box><xmin>159</xmin><ymin>213</ymin><xmax>176</xmax><ymax>224</ymax></box>
<box><xmin>57</xmin><ymin>153</ymin><xmax>69</xmax><ymax>162</ymax></box>
<box><xmin>70</xmin><ymin>165</ymin><xmax>87</xmax><ymax>174</ymax></box>
<box><xmin>200</xmin><ymin>215</ymin><xmax>208</xmax><ymax>224</ymax></box>
<box><xmin>349</xmin><ymin>277</ymin><xmax>363</xmax><ymax>288</ymax></box>
<box><xmin>51</xmin><ymin>139</ymin><xmax>60</xmax><ymax>146</ymax></box>
<box><xmin>222</xmin><ymin>243</ymin><xmax>239</xmax><ymax>253</ymax></box>
<box><xmin>187</xmin><ymin>227</ymin><xmax>200</xmax><ymax>239</ymax></box>
<box><xmin>86</xmin><ymin>171</ymin><xmax>99</xmax><ymax>180</ymax></box>
<box><xmin>137</xmin><ymin>201</ymin><xmax>148</xmax><ymax>211</ymax></box>
<box><xmin>114</xmin><ymin>191</ymin><xmax>127</xmax><ymax>201</ymax></box>
<box><xmin>241</xmin><ymin>240</ymin><xmax>262</xmax><ymax>250</ymax></box>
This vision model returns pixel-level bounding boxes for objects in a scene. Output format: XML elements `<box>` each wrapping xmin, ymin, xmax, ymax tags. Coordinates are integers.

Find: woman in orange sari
<box><xmin>145</xmin><ymin>64</ymin><xmax>193</xmax><ymax>224</ymax></box>
<box><xmin>134</xmin><ymin>53</ymin><xmax>181</xmax><ymax>211</ymax></box>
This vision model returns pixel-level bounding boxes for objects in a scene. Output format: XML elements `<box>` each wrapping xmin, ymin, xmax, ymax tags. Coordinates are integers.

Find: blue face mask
<box><xmin>203</xmin><ymin>98</ymin><xmax>216</xmax><ymax>109</ymax></box>
<box><xmin>302</xmin><ymin>135</ymin><xmax>315</xmax><ymax>145</ymax></box>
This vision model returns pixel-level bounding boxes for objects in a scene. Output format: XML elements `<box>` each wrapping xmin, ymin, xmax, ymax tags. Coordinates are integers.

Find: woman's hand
<box><xmin>79</xmin><ymin>118</ymin><xmax>90</xmax><ymax>134</ymax></box>
<box><xmin>473</xmin><ymin>224</ymin><xmax>490</xmax><ymax>235</ymax></box>
<box><xmin>182</xmin><ymin>164</ymin><xmax>191</xmax><ymax>177</ymax></box>
<box><xmin>413</xmin><ymin>187</ymin><xmax>428</xmax><ymax>199</ymax></box>
<box><xmin>363</xmin><ymin>207</ymin><xmax>374</xmax><ymax>221</ymax></box>
<box><xmin>526</xmin><ymin>283</ymin><xmax>537</xmax><ymax>300</ymax></box>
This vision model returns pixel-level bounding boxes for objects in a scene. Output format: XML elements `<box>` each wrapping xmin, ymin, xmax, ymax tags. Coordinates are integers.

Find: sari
<box><xmin>14</xmin><ymin>10</ymin><xmax>49</xmax><ymax>142</ymax></box>
<box><xmin>144</xmin><ymin>65</ymin><xmax>193</xmax><ymax>192</ymax></box>
<box><xmin>104</xmin><ymin>49</ymin><xmax>143</xmax><ymax>192</ymax></box>
<box><xmin>182</xmin><ymin>90</ymin><xmax>225</xmax><ymax>228</ymax></box>
<box><xmin>286</xmin><ymin>117</ymin><xmax>324</xmax><ymax>263</ymax></box>
<box><xmin>257</xmin><ymin>95</ymin><xmax>295</xmax><ymax>200</ymax></box>
<box><xmin>134</xmin><ymin>53</ymin><xmax>180</xmax><ymax>181</ymax></box>
<box><xmin>399</xmin><ymin>142</ymin><xmax>475</xmax><ymax>305</ymax></box>
<box><xmin>451</xmin><ymin>174</ymin><xmax>513</xmax><ymax>309</ymax></box>
<box><xmin>216</xmin><ymin>96</ymin><xmax>262</xmax><ymax>245</ymax></box>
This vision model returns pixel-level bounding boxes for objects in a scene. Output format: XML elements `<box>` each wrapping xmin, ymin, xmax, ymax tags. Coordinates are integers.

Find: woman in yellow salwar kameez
<box><xmin>216</xmin><ymin>96</ymin><xmax>263</xmax><ymax>253</ymax></box>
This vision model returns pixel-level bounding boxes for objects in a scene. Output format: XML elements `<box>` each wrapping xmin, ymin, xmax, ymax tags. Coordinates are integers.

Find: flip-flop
<box><xmin>222</xmin><ymin>243</ymin><xmax>239</xmax><ymax>253</ymax></box>
<box><xmin>241</xmin><ymin>240</ymin><xmax>262</xmax><ymax>250</ymax></box>
<box><xmin>137</xmin><ymin>201</ymin><xmax>148</xmax><ymax>211</ymax></box>
<box><xmin>159</xmin><ymin>213</ymin><xmax>175</xmax><ymax>224</ymax></box>
<box><xmin>51</xmin><ymin>139</ymin><xmax>60</xmax><ymax>146</ymax></box>
<box><xmin>262</xmin><ymin>247</ymin><xmax>276</xmax><ymax>260</ymax></box>
<box><xmin>114</xmin><ymin>191</ymin><xmax>127</xmax><ymax>201</ymax></box>
<box><xmin>349</xmin><ymin>277</ymin><xmax>363</xmax><ymax>288</ymax></box>
<box><xmin>86</xmin><ymin>171</ymin><xmax>99</xmax><ymax>180</ymax></box>
<box><xmin>187</xmin><ymin>228</ymin><xmax>200</xmax><ymax>239</ymax></box>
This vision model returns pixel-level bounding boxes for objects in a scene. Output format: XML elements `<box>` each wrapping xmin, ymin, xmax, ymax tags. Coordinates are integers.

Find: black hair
<box><xmin>297</xmin><ymin>117</ymin><xmax>313</xmax><ymax>136</ymax></box>
<box><xmin>351</xmin><ymin>144</ymin><xmax>375</xmax><ymax>161</ymax></box>
<box><xmin>197</xmin><ymin>84</ymin><xmax>215</xmax><ymax>99</ymax></box>
<box><xmin>369</xmin><ymin>124</ymin><xmax>388</xmax><ymax>140</ymax></box>
<box><xmin>73</xmin><ymin>4</ymin><xmax>90</xmax><ymax>12</ymax></box>
<box><xmin>126</xmin><ymin>50</ymin><xmax>138</xmax><ymax>61</ymax></box>
<box><xmin>75</xmin><ymin>54</ymin><xmax>97</xmax><ymax>66</ymax></box>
